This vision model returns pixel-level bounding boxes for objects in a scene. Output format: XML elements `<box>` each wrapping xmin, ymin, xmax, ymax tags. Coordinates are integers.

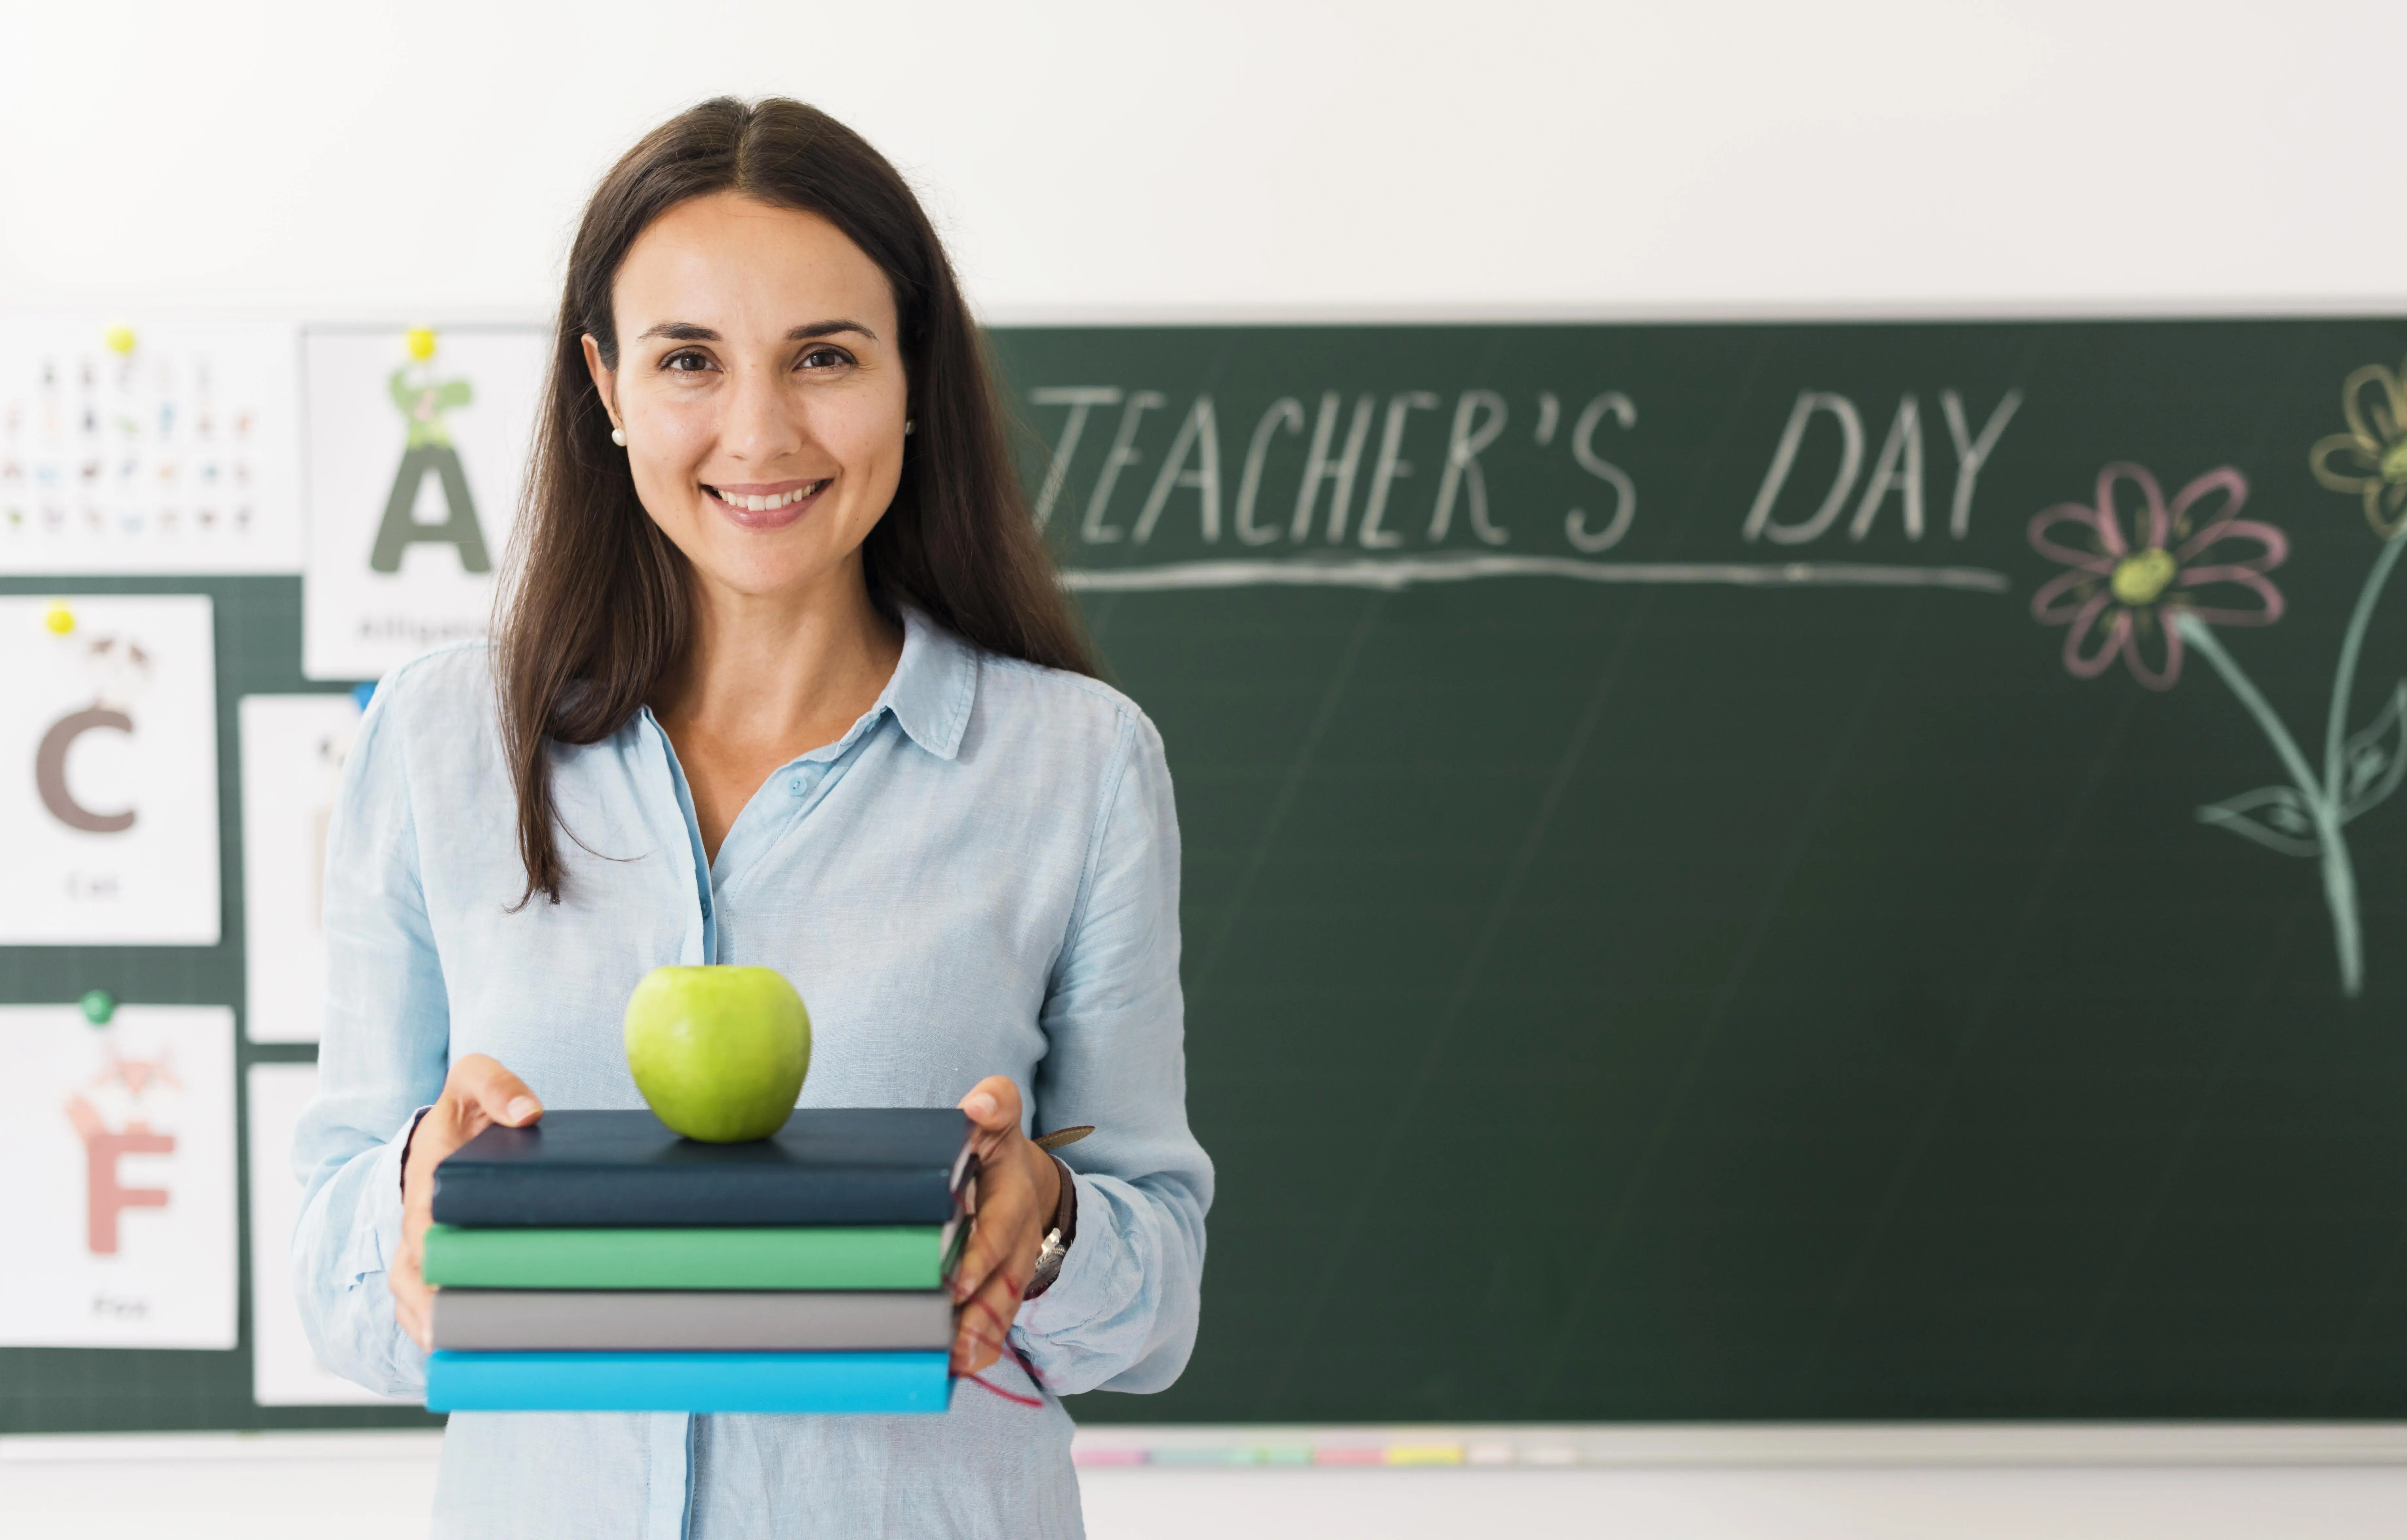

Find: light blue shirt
<box><xmin>290</xmin><ymin>610</ymin><xmax>1212</xmax><ymax>1539</ymax></box>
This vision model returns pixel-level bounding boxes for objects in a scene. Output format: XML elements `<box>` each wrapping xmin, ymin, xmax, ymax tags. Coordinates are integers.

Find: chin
<box><xmin>700</xmin><ymin>548</ymin><xmax>842</xmax><ymax>600</ymax></box>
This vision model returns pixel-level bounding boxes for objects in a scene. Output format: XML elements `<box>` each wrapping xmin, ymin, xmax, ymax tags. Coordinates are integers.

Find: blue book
<box><xmin>425</xmin><ymin>1350</ymin><xmax>954</xmax><ymax>1414</ymax></box>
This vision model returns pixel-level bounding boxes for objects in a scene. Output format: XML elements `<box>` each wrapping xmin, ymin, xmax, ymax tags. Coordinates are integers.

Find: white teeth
<box><xmin>713</xmin><ymin>481</ymin><xmax>824</xmax><ymax>511</ymax></box>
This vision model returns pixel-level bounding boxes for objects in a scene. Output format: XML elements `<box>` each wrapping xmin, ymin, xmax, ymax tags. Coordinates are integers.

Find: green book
<box><xmin>422</xmin><ymin>1218</ymin><xmax>962</xmax><ymax>1290</ymax></box>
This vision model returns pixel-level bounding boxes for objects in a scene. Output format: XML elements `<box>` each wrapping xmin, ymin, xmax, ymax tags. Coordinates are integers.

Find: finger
<box><xmin>948</xmin><ymin>1168</ymin><xmax>1040</xmax><ymax>1305</ymax></box>
<box><xmin>396</xmin><ymin>1289</ymin><xmax>429</xmax><ymax>1350</ymax></box>
<box><xmin>951</xmin><ymin>1264</ymin><xmax>1028</xmax><ymax>1376</ymax></box>
<box><xmin>957</xmin><ymin>1075</ymin><xmax>1022</xmax><ymax>1136</ymax></box>
<box><xmin>449</xmin><ymin>1053</ymin><xmax>543</xmax><ymax>1127</ymax></box>
<box><xmin>949</xmin><ymin>1217</ymin><xmax>998</xmax><ymax>1305</ymax></box>
<box><xmin>947</xmin><ymin>1151</ymin><xmax>1023</xmax><ymax>1300</ymax></box>
<box><xmin>958</xmin><ymin>1076</ymin><xmax>1023</xmax><ymax>1166</ymax></box>
<box><xmin>391</xmin><ymin>1253</ymin><xmax>433</xmax><ymax>1350</ymax></box>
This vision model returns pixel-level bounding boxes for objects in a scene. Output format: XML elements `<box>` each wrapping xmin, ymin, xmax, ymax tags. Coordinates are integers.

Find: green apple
<box><xmin>623</xmin><ymin>965</ymin><xmax>811</xmax><ymax>1142</ymax></box>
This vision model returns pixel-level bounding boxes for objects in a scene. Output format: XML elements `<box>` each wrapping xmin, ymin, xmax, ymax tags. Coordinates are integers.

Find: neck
<box><xmin>654</xmin><ymin>556</ymin><xmax>904</xmax><ymax>753</ymax></box>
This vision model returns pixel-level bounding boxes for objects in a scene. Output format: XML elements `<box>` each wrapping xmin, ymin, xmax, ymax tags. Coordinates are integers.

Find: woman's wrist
<box><xmin>399</xmin><ymin>1105</ymin><xmax>434</xmax><ymax>1198</ymax></box>
<box><xmin>1025</xmin><ymin>1153</ymin><xmax>1078</xmax><ymax>1299</ymax></box>
<box><xmin>1027</xmin><ymin>1137</ymin><xmax>1063</xmax><ymax>1220</ymax></box>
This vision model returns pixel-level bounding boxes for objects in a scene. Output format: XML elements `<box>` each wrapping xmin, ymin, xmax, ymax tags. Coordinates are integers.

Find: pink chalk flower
<box><xmin>2027</xmin><ymin>463</ymin><xmax>2287</xmax><ymax>691</ymax></box>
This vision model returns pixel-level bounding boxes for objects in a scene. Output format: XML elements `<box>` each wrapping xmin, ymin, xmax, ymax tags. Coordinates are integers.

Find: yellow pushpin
<box><xmin>44</xmin><ymin>603</ymin><xmax>75</xmax><ymax>635</ymax></box>
<box><xmin>405</xmin><ymin>327</ymin><xmax>437</xmax><ymax>362</ymax></box>
<box><xmin>103</xmin><ymin>323</ymin><xmax>136</xmax><ymax>356</ymax></box>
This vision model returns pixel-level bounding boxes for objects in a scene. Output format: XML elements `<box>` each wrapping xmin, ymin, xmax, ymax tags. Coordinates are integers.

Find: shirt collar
<box><xmin>881</xmin><ymin>606</ymin><xmax>978</xmax><ymax>761</ymax></box>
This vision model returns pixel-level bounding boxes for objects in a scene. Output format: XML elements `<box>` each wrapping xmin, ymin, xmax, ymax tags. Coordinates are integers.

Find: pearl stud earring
<box><xmin>610</xmin><ymin>426</ymin><xmax>627</xmax><ymax>447</ymax></box>
<box><xmin>903</xmin><ymin>418</ymin><xmax>916</xmax><ymax>436</ymax></box>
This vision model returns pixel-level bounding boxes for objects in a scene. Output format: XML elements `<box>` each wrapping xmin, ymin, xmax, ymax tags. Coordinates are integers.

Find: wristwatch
<box><xmin>1024</xmin><ymin>1154</ymin><xmax>1079</xmax><ymax>1299</ymax></box>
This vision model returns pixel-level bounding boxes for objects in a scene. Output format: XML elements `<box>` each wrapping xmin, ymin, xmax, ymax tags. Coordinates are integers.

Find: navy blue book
<box><xmin>431</xmin><ymin>1108</ymin><xmax>975</xmax><ymax>1228</ymax></box>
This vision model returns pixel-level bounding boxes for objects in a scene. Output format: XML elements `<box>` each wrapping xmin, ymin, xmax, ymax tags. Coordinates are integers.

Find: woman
<box><xmin>293</xmin><ymin>97</ymin><xmax>1211</xmax><ymax>1539</ymax></box>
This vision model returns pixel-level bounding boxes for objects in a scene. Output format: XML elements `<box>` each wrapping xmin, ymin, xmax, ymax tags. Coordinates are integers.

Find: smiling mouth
<box><xmin>701</xmin><ymin>478</ymin><xmax>830</xmax><ymax>512</ymax></box>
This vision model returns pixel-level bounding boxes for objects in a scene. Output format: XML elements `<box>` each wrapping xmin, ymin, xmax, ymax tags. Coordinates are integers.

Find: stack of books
<box><xmin>421</xmin><ymin>1107</ymin><xmax>973</xmax><ymax>1414</ymax></box>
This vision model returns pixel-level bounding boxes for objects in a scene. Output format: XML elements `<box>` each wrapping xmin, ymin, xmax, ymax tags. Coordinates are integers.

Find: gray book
<box><xmin>430</xmin><ymin>1289</ymin><xmax>954</xmax><ymax>1352</ymax></box>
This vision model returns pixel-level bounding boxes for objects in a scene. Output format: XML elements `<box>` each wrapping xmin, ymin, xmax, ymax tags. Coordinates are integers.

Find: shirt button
<box><xmin>788</xmin><ymin>777</ymin><xmax>805</xmax><ymax>795</ymax></box>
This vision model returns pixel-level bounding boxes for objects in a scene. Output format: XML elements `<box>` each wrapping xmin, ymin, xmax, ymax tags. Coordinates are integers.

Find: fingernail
<box><xmin>964</xmin><ymin>1092</ymin><xmax>997</xmax><ymax>1120</ymax></box>
<box><xmin>506</xmin><ymin>1097</ymin><xmax>539</xmax><ymax>1122</ymax></box>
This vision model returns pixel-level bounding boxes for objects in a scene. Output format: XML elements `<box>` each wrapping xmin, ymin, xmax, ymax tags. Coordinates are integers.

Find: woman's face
<box><xmin>585</xmin><ymin>192</ymin><xmax>909</xmax><ymax>605</ymax></box>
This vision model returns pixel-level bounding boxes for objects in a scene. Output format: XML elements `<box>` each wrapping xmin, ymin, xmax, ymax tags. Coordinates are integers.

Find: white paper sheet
<box><xmin>239</xmin><ymin>694</ymin><xmax>362</xmax><ymax>1043</ymax></box>
<box><xmin>0</xmin><ymin>595</ymin><xmax>220</xmax><ymax>943</ymax></box>
<box><xmin>302</xmin><ymin>325</ymin><xmax>547</xmax><ymax>680</ymax></box>
<box><xmin>0</xmin><ymin>315</ymin><xmax>301</xmax><ymax>574</ymax></box>
<box><xmin>246</xmin><ymin>1061</ymin><xmax>407</xmax><ymax>1404</ymax></box>
<box><xmin>0</xmin><ymin>1004</ymin><xmax>237</xmax><ymax>1348</ymax></box>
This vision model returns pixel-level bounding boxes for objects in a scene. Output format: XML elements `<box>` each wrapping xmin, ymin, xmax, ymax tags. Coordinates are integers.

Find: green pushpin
<box><xmin>80</xmin><ymin>989</ymin><xmax>116</xmax><ymax>1026</ymax></box>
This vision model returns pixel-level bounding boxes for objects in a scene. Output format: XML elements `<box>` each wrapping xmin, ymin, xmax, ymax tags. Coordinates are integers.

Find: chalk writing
<box><xmin>1032</xmin><ymin>382</ymin><xmax>2022</xmax><ymax>592</ymax></box>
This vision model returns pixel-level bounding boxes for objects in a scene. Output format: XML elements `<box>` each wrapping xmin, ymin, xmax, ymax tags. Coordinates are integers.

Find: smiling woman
<box><xmin>289</xmin><ymin>98</ymin><xmax>1212</xmax><ymax>1540</ymax></box>
<box><xmin>505</xmin><ymin>100</ymin><xmax>1093</xmax><ymax>895</ymax></box>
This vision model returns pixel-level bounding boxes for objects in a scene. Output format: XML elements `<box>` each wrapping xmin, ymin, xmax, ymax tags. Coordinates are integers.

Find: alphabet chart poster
<box><xmin>0</xmin><ymin>1004</ymin><xmax>237</xmax><ymax>1349</ymax></box>
<box><xmin>0</xmin><ymin>315</ymin><xmax>302</xmax><ymax>573</ymax></box>
<box><xmin>239</xmin><ymin>694</ymin><xmax>361</xmax><ymax>1043</ymax></box>
<box><xmin>0</xmin><ymin>595</ymin><xmax>220</xmax><ymax>943</ymax></box>
<box><xmin>247</xmin><ymin>1061</ymin><xmax>403</xmax><ymax>1404</ymax></box>
<box><xmin>302</xmin><ymin>325</ymin><xmax>547</xmax><ymax>680</ymax></box>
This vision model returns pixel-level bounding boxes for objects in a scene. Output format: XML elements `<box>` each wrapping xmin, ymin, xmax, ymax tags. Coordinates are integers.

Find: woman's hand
<box><xmin>950</xmin><ymin>1075</ymin><xmax>1063</xmax><ymax>1378</ymax></box>
<box><xmin>393</xmin><ymin>1054</ymin><xmax>544</xmax><ymax>1350</ymax></box>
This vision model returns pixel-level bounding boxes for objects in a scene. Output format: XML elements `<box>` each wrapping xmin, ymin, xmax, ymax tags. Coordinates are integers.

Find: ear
<box><xmin>580</xmin><ymin>335</ymin><xmax>619</xmax><ymax>429</ymax></box>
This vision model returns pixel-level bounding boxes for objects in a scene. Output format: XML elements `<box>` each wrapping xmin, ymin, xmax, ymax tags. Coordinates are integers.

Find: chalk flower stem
<box><xmin>2177</xmin><ymin>614</ymin><xmax>2364</xmax><ymax>997</ymax></box>
<box><xmin>2325</xmin><ymin>528</ymin><xmax>2407</xmax><ymax>804</ymax></box>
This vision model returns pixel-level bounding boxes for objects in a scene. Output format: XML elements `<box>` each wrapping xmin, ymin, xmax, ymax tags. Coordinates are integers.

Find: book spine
<box><xmin>420</xmin><ymin>1223</ymin><xmax>953</xmax><ymax>1290</ymax></box>
<box><xmin>430</xmin><ymin>1168</ymin><xmax>960</xmax><ymax>1228</ymax></box>
<box><xmin>424</xmin><ymin>1351</ymin><xmax>953</xmax><ymax>1414</ymax></box>
<box><xmin>430</xmin><ymin>1289</ymin><xmax>956</xmax><ymax>1352</ymax></box>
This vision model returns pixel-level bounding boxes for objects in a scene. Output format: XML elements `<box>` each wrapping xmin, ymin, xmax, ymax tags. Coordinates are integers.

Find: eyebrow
<box><xmin>636</xmin><ymin>320</ymin><xmax>880</xmax><ymax>343</ymax></box>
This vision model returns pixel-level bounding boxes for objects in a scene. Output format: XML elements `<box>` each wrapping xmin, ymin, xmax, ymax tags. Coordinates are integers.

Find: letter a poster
<box><xmin>0</xmin><ymin>1004</ymin><xmax>237</xmax><ymax>1349</ymax></box>
<box><xmin>301</xmin><ymin>325</ymin><xmax>548</xmax><ymax>681</ymax></box>
<box><xmin>0</xmin><ymin>594</ymin><xmax>220</xmax><ymax>943</ymax></box>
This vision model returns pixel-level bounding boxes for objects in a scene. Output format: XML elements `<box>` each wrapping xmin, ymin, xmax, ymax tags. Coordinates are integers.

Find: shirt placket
<box><xmin>703</xmin><ymin>727</ymin><xmax>873</xmax><ymax>916</ymax></box>
<box><xmin>631</xmin><ymin>714</ymin><xmax>871</xmax><ymax>1538</ymax></box>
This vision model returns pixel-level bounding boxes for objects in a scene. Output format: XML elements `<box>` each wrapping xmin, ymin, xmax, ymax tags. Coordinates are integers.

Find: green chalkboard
<box><xmin>10</xmin><ymin>319</ymin><xmax>2407</xmax><ymax>1431</ymax></box>
<box><xmin>994</xmin><ymin>320</ymin><xmax>2407</xmax><ymax>1424</ymax></box>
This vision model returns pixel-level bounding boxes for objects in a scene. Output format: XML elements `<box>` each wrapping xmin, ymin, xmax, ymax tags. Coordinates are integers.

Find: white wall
<box><xmin>3</xmin><ymin>1</ymin><xmax>2402</xmax><ymax>323</ymax></box>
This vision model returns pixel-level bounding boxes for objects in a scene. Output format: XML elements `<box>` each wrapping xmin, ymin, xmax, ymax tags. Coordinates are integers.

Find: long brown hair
<box><xmin>495</xmin><ymin>97</ymin><xmax>1094</xmax><ymax>906</ymax></box>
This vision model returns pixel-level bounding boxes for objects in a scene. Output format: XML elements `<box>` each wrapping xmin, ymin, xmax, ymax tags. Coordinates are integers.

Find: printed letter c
<box><xmin>36</xmin><ymin>707</ymin><xmax>137</xmax><ymax>833</ymax></box>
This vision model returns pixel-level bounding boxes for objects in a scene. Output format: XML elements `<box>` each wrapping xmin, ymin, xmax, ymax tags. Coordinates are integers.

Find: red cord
<box><xmin>954</xmin><ymin>1290</ymin><xmax>1056</xmax><ymax>1408</ymax></box>
<box><xmin>960</xmin><ymin>1370</ymin><xmax>1046</xmax><ymax>1408</ymax></box>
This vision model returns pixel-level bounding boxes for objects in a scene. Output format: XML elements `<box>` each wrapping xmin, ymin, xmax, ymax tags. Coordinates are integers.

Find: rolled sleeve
<box><xmin>1014</xmin><ymin>711</ymin><xmax>1214</xmax><ymax>1396</ymax></box>
<box><xmin>289</xmin><ymin>670</ymin><xmax>452</xmax><ymax>1399</ymax></box>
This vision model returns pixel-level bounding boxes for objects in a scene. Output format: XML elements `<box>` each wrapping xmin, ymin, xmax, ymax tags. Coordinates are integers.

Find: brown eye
<box><xmin>798</xmin><ymin>347</ymin><xmax>851</xmax><ymax>372</ymax></box>
<box><xmin>663</xmin><ymin>350</ymin><xmax>712</xmax><ymax>372</ymax></box>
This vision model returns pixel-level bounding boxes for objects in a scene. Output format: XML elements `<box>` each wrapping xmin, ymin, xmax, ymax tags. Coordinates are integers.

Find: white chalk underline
<box><xmin>1057</xmin><ymin>555</ymin><xmax>2012</xmax><ymax>594</ymax></box>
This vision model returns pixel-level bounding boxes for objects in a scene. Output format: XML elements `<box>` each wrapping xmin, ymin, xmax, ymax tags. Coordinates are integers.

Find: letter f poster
<box><xmin>0</xmin><ymin>595</ymin><xmax>220</xmax><ymax>943</ymax></box>
<box><xmin>0</xmin><ymin>1004</ymin><xmax>237</xmax><ymax>1348</ymax></box>
<box><xmin>301</xmin><ymin>325</ymin><xmax>547</xmax><ymax>680</ymax></box>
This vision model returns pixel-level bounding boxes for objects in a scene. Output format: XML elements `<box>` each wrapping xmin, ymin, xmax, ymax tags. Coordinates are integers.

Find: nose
<box><xmin>718</xmin><ymin>359</ymin><xmax>807</xmax><ymax>466</ymax></box>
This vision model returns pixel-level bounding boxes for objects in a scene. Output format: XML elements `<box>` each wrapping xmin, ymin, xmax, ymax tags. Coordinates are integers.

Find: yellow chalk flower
<box><xmin>2310</xmin><ymin>359</ymin><xmax>2407</xmax><ymax>539</ymax></box>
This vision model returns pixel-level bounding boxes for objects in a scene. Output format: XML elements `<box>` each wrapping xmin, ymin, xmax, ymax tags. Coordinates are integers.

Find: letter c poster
<box><xmin>0</xmin><ymin>1004</ymin><xmax>237</xmax><ymax>1349</ymax></box>
<box><xmin>0</xmin><ymin>595</ymin><xmax>220</xmax><ymax>944</ymax></box>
